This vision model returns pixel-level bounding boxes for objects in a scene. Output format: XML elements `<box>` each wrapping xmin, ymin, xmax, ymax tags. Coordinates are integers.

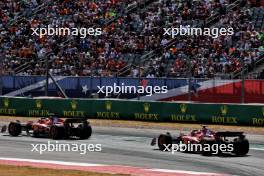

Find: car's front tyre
<box><xmin>49</xmin><ymin>125</ymin><xmax>64</xmax><ymax>139</ymax></box>
<box><xmin>158</xmin><ymin>134</ymin><xmax>172</xmax><ymax>151</ymax></box>
<box><xmin>8</xmin><ymin>122</ymin><xmax>22</xmax><ymax>136</ymax></box>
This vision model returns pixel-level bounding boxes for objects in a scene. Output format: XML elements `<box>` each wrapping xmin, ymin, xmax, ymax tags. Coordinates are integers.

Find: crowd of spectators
<box><xmin>150</xmin><ymin>8</ymin><xmax>264</xmax><ymax>79</ymax></box>
<box><xmin>0</xmin><ymin>0</ymin><xmax>263</xmax><ymax>78</ymax></box>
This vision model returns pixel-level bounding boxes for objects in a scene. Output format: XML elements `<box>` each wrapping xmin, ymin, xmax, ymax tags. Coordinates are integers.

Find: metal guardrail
<box><xmin>206</xmin><ymin>0</ymin><xmax>242</xmax><ymax>26</ymax></box>
<box><xmin>8</xmin><ymin>1</ymin><xmax>56</xmax><ymax>26</ymax></box>
<box><xmin>232</xmin><ymin>54</ymin><xmax>264</xmax><ymax>79</ymax></box>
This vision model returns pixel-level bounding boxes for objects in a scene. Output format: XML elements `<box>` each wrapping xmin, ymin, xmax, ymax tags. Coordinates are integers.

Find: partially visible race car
<box><xmin>151</xmin><ymin>126</ymin><xmax>249</xmax><ymax>156</ymax></box>
<box><xmin>2</xmin><ymin>115</ymin><xmax>92</xmax><ymax>140</ymax></box>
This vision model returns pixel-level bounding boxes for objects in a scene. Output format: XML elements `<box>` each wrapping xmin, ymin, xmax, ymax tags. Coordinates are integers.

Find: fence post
<box><xmin>45</xmin><ymin>56</ymin><xmax>49</xmax><ymax>96</ymax></box>
<box><xmin>0</xmin><ymin>58</ymin><xmax>2</xmax><ymax>95</ymax></box>
<box><xmin>90</xmin><ymin>76</ymin><xmax>93</xmax><ymax>97</ymax></box>
<box><xmin>241</xmin><ymin>56</ymin><xmax>245</xmax><ymax>103</ymax></box>
<box><xmin>0</xmin><ymin>73</ymin><xmax>2</xmax><ymax>96</ymax></box>
<box><xmin>138</xmin><ymin>63</ymin><xmax>141</xmax><ymax>100</ymax></box>
<box><xmin>188</xmin><ymin>56</ymin><xmax>192</xmax><ymax>101</ymax></box>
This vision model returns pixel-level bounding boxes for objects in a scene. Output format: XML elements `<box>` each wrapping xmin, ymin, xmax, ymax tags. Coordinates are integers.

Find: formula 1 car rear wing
<box><xmin>64</xmin><ymin>118</ymin><xmax>89</xmax><ymax>124</ymax></box>
<box><xmin>215</xmin><ymin>131</ymin><xmax>245</xmax><ymax>137</ymax></box>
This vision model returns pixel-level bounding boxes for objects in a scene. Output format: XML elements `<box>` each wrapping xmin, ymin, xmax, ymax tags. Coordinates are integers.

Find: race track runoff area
<box><xmin>0</xmin><ymin>121</ymin><xmax>263</xmax><ymax>176</ymax></box>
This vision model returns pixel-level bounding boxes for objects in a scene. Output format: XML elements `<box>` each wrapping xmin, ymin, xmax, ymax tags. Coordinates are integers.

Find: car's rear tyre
<box><xmin>78</xmin><ymin>124</ymin><xmax>92</xmax><ymax>139</ymax></box>
<box><xmin>233</xmin><ymin>138</ymin><xmax>249</xmax><ymax>156</ymax></box>
<box><xmin>216</xmin><ymin>141</ymin><xmax>223</xmax><ymax>156</ymax></box>
<box><xmin>201</xmin><ymin>140</ymin><xmax>214</xmax><ymax>156</ymax></box>
<box><xmin>33</xmin><ymin>131</ymin><xmax>39</xmax><ymax>137</ymax></box>
<box><xmin>49</xmin><ymin>125</ymin><xmax>64</xmax><ymax>139</ymax></box>
<box><xmin>8</xmin><ymin>122</ymin><xmax>22</xmax><ymax>136</ymax></box>
<box><xmin>158</xmin><ymin>134</ymin><xmax>172</xmax><ymax>151</ymax></box>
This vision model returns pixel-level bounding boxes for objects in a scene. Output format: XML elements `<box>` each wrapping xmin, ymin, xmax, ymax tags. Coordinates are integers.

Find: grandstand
<box><xmin>0</xmin><ymin>0</ymin><xmax>264</xmax><ymax>102</ymax></box>
<box><xmin>1</xmin><ymin>0</ymin><xmax>262</xmax><ymax>76</ymax></box>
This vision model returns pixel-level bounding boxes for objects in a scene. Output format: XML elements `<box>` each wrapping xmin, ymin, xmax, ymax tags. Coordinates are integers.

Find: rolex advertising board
<box><xmin>0</xmin><ymin>97</ymin><xmax>263</xmax><ymax>126</ymax></box>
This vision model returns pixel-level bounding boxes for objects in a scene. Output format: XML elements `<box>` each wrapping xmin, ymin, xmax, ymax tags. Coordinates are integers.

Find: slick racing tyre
<box><xmin>8</xmin><ymin>122</ymin><xmax>22</xmax><ymax>136</ymax></box>
<box><xmin>233</xmin><ymin>138</ymin><xmax>249</xmax><ymax>156</ymax></box>
<box><xmin>201</xmin><ymin>140</ymin><xmax>214</xmax><ymax>156</ymax></box>
<box><xmin>32</xmin><ymin>131</ymin><xmax>40</xmax><ymax>137</ymax></box>
<box><xmin>49</xmin><ymin>125</ymin><xmax>64</xmax><ymax>139</ymax></box>
<box><xmin>158</xmin><ymin>134</ymin><xmax>172</xmax><ymax>151</ymax></box>
<box><xmin>78</xmin><ymin>124</ymin><xmax>92</xmax><ymax>139</ymax></box>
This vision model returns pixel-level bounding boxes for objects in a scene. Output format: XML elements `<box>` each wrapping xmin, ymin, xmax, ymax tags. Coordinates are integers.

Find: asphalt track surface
<box><xmin>0</xmin><ymin>126</ymin><xmax>263</xmax><ymax>176</ymax></box>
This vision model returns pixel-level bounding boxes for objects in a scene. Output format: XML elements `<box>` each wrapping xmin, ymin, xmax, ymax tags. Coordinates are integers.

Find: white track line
<box><xmin>147</xmin><ymin>169</ymin><xmax>225</xmax><ymax>175</ymax></box>
<box><xmin>0</xmin><ymin>157</ymin><xmax>104</xmax><ymax>167</ymax></box>
<box><xmin>0</xmin><ymin>157</ymin><xmax>226</xmax><ymax>175</ymax></box>
<box><xmin>250</xmin><ymin>148</ymin><xmax>264</xmax><ymax>151</ymax></box>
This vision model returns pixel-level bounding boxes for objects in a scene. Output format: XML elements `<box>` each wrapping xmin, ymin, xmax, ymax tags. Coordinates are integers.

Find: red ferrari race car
<box><xmin>1</xmin><ymin>115</ymin><xmax>92</xmax><ymax>140</ymax></box>
<box><xmin>151</xmin><ymin>126</ymin><xmax>249</xmax><ymax>156</ymax></box>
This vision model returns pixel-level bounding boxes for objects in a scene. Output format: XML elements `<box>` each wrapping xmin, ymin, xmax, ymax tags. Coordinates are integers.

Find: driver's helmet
<box><xmin>49</xmin><ymin>113</ymin><xmax>58</xmax><ymax>124</ymax></box>
<box><xmin>202</xmin><ymin>125</ymin><xmax>212</xmax><ymax>136</ymax></box>
<box><xmin>40</xmin><ymin>117</ymin><xmax>49</xmax><ymax>123</ymax></box>
<box><xmin>191</xmin><ymin>130</ymin><xmax>198</xmax><ymax>136</ymax></box>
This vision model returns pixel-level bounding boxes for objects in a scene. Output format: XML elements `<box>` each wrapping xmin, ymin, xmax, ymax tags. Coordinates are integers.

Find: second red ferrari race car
<box><xmin>151</xmin><ymin>126</ymin><xmax>249</xmax><ymax>156</ymax></box>
<box><xmin>2</xmin><ymin>114</ymin><xmax>92</xmax><ymax>140</ymax></box>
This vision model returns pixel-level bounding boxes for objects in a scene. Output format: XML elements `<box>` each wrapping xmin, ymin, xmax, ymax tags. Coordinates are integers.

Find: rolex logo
<box><xmin>220</xmin><ymin>105</ymin><xmax>228</xmax><ymax>116</ymax></box>
<box><xmin>3</xmin><ymin>98</ymin><xmax>9</xmax><ymax>108</ymax></box>
<box><xmin>180</xmin><ymin>104</ymin><xmax>187</xmax><ymax>113</ymax></box>
<box><xmin>71</xmin><ymin>100</ymin><xmax>77</xmax><ymax>110</ymax></box>
<box><xmin>105</xmin><ymin>101</ymin><xmax>112</xmax><ymax>111</ymax></box>
<box><xmin>35</xmin><ymin>100</ymin><xmax>42</xmax><ymax>109</ymax></box>
<box><xmin>144</xmin><ymin>103</ymin><xmax>150</xmax><ymax>113</ymax></box>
